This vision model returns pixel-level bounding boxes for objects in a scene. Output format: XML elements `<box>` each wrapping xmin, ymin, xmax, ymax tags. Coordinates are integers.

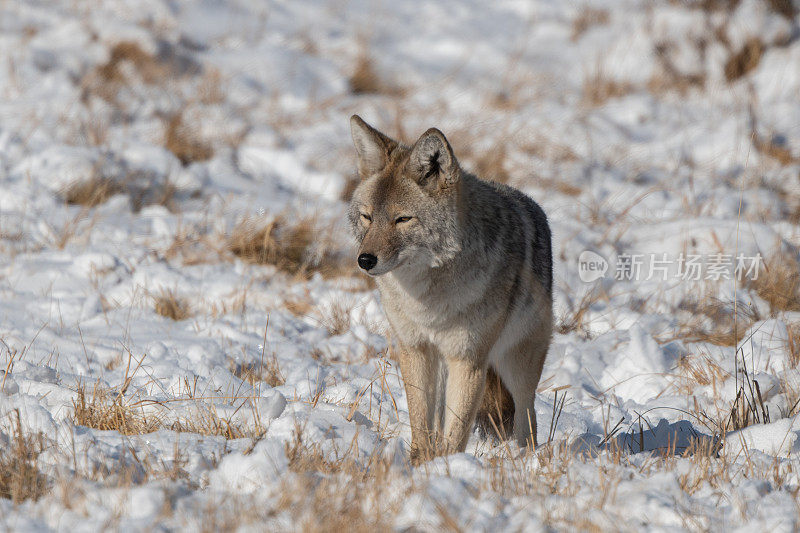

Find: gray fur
<box><xmin>348</xmin><ymin>115</ymin><xmax>553</xmax><ymax>461</ymax></box>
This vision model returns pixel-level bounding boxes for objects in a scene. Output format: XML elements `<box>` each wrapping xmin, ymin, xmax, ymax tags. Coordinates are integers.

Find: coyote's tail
<box><xmin>475</xmin><ymin>367</ymin><xmax>514</xmax><ymax>440</ymax></box>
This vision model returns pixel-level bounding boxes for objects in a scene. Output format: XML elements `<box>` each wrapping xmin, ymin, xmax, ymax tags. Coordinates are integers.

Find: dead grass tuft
<box><xmin>571</xmin><ymin>8</ymin><xmax>610</xmax><ymax>41</ymax></box>
<box><xmin>60</xmin><ymin>165</ymin><xmax>178</xmax><ymax>211</ymax></box>
<box><xmin>162</xmin><ymin>222</ymin><xmax>222</xmax><ymax>265</ymax></box>
<box><xmin>693</xmin><ymin>0</ymin><xmax>741</xmax><ymax>13</ymax></box>
<box><xmin>284</xmin><ymin>293</ymin><xmax>314</xmax><ymax>318</ymax></box>
<box><xmin>197</xmin><ymin>68</ymin><xmax>225</xmax><ymax>105</ymax></box>
<box><xmin>724</xmin><ymin>38</ymin><xmax>764</xmax><ymax>82</ymax></box>
<box><xmin>73</xmin><ymin>381</ymin><xmax>262</xmax><ymax>440</ymax></box>
<box><xmin>81</xmin><ymin>40</ymin><xmax>200</xmax><ymax>106</ymax></box>
<box><xmin>82</xmin><ymin>41</ymin><xmax>168</xmax><ymax>104</ymax></box>
<box><xmin>278</xmin><ymin>426</ymin><xmax>399</xmax><ymax>531</ymax></box>
<box><xmin>670</xmin><ymin>295</ymin><xmax>759</xmax><ymax>347</ymax></box>
<box><xmin>153</xmin><ymin>289</ymin><xmax>192</xmax><ymax>321</ymax></box>
<box><xmin>97</xmin><ymin>41</ymin><xmax>169</xmax><ymax>86</ymax></box>
<box><xmin>319</xmin><ymin>300</ymin><xmax>352</xmax><ymax>336</ymax></box>
<box><xmin>0</xmin><ymin>410</ymin><xmax>48</xmax><ymax>504</ymax></box>
<box><xmin>752</xmin><ymin>133</ymin><xmax>800</xmax><ymax>166</ymax></box>
<box><xmin>229</xmin><ymin>216</ymin><xmax>351</xmax><ymax>279</ymax></box>
<box><xmin>350</xmin><ymin>54</ymin><xmax>382</xmax><ymax>94</ymax></box>
<box><xmin>170</xmin><ymin>405</ymin><xmax>258</xmax><ymax>440</ymax></box>
<box><xmin>349</xmin><ymin>54</ymin><xmax>379</xmax><ymax>94</ymax></box>
<box><xmin>231</xmin><ymin>356</ymin><xmax>285</xmax><ymax>388</ymax></box>
<box><xmin>229</xmin><ymin>217</ymin><xmax>313</xmax><ymax>274</ymax></box>
<box><xmin>787</xmin><ymin>323</ymin><xmax>800</xmax><ymax>367</ymax></box>
<box><xmin>558</xmin><ymin>286</ymin><xmax>607</xmax><ymax>337</ymax></box>
<box><xmin>62</xmin><ymin>176</ymin><xmax>122</xmax><ymax>207</ymax></box>
<box><xmin>648</xmin><ymin>41</ymin><xmax>706</xmax><ymax>95</ymax></box>
<box><xmin>767</xmin><ymin>0</ymin><xmax>797</xmax><ymax>19</ymax></box>
<box><xmin>674</xmin><ymin>352</ymin><xmax>729</xmax><ymax>395</ymax></box>
<box><xmin>582</xmin><ymin>71</ymin><xmax>635</xmax><ymax>106</ymax></box>
<box><xmin>746</xmin><ymin>253</ymin><xmax>800</xmax><ymax>315</ymax></box>
<box><xmin>348</xmin><ymin>53</ymin><xmax>401</xmax><ymax>96</ymax></box>
<box><xmin>72</xmin><ymin>382</ymin><xmax>161</xmax><ymax>435</ymax></box>
<box><xmin>164</xmin><ymin>112</ymin><xmax>214</xmax><ymax>166</ymax></box>
<box><xmin>717</xmin><ymin>349</ymin><xmax>773</xmax><ymax>432</ymax></box>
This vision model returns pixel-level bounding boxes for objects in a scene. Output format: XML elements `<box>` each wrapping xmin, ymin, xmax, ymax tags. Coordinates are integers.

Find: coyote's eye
<box><xmin>360</xmin><ymin>213</ymin><xmax>372</xmax><ymax>224</ymax></box>
<box><xmin>395</xmin><ymin>216</ymin><xmax>413</xmax><ymax>224</ymax></box>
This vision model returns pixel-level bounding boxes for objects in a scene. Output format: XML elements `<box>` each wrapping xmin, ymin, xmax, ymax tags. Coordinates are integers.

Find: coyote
<box><xmin>348</xmin><ymin>115</ymin><xmax>553</xmax><ymax>461</ymax></box>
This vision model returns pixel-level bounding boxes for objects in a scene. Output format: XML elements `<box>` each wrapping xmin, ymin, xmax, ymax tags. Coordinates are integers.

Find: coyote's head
<box><xmin>348</xmin><ymin>115</ymin><xmax>463</xmax><ymax>276</ymax></box>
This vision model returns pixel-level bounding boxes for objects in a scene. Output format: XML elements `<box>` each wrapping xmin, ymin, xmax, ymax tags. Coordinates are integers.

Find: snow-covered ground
<box><xmin>2</xmin><ymin>0</ymin><xmax>800</xmax><ymax>530</ymax></box>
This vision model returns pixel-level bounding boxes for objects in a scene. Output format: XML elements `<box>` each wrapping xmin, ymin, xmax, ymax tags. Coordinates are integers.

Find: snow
<box><xmin>726</xmin><ymin>416</ymin><xmax>800</xmax><ymax>457</ymax></box>
<box><xmin>1</xmin><ymin>0</ymin><xmax>800</xmax><ymax>530</ymax></box>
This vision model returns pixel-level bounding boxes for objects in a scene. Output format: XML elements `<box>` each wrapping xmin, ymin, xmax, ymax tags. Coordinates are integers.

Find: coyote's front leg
<box><xmin>397</xmin><ymin>344</ymin><xmax>439</xmax><ymax>464</ymax></box>
<box><xmin>442</xmin><ymin>359</ymin><xmax>487</xmax><ymax>454</ymax></box>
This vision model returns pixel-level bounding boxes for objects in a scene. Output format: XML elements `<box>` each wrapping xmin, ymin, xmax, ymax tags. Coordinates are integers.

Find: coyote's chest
<box><xmin>377</xmin><ymin>267</ymin><xmax>494</xmax><ymax>347</ymax></box>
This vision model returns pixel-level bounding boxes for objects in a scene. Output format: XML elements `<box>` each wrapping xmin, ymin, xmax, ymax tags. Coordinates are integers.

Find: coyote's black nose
<box><xmin>358</xmin><ymin>253</ymin><xmax>378</xmax><ymax>271</ymax></box>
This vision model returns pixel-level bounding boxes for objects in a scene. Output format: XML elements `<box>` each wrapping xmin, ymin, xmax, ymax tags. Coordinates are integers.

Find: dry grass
<box><xmin>746</xmin><ymin>253</ymin><xmax>800</xmax><ymax>315</ymax></box>
<box><xmin>284</xmin><ymin>292</ymin><xmax>314</xmax><ymax>318</ymax></box>
<box><xmin>62</xmin><ymin>176</ymin><xmax>122</xmax><ymax>207</ymax></box>
<box><xmin>228</xmin><ymin>216</ymin><xmax>351</xmax><ymax>279</ymax></box>
<box><xmin>753</xmin><ymin>133</ymin><xmax>800</xmax><ymax>166</ymax></box>
<box><xmin>128</xmin><ymin>172</ymin><xmax>179</xmax><ymax>213</ymax></box>
<box><xmin>72</xmin><ymin>382</ymin><xmax>161</xmax><ymax>435</ymax></box>
<box><xmin>153</xmin><ymin>289</ymin><xmax>192</xmax><ymax>321</ymax></box>
<box><xmin>197</xmin><ymin>68</ymin><xmax>226</xmax><ymax>105</ymax></box>
<box><xmin>748</xmin><ymin>97</ymin><xmax>800</xmax><ymax>168</ymax></box>
<box><xmin>582</xmin><ymin>70</ymin><xmax>635</xmax><ymax>106</ymax></box>
<box><xmin>319</xmin><ymin>300</ymin><xmax>352</xmax><ymax>336</ymax></box>
<box><xmin>767</xmin><ymin>0</ymin><xmax>797</xmax><ymax>19</ymax></box>
<box><xmin>194</xmin><ymin>430</ymin><xmax>402</xmax><ymax>531</ymax></box>
<box><xmin>720</xmin><ymin>362</ymin><xmax>773</xmax><ymax>432</ymax></box>
<box><xmin>73</xmin><ymin>381</ymin><xmax>263</xmax><ymax>440</ymax></box>
<box><xmin>0</xmin><ymin>410</ymin><xmax>48</xmax><ymax>504</ymax></box>
<box><xmin>787</xmin><ymin>323</ymin><xmax>800</xmax><ymax>367</ymax></box>
<box><xmin>349</xmin><ymin>54</ymin><xmax>383</xmax><ymax>94</ymax></box>
<box><xmin>348</xmin><ymin>53</ymin><xmax>401</xmax><ymax>96</ymax></box>
<box><xmin>231</xmin><ymin>356</ymin><xmax>285</xmax><ymax>388</ymax></box>
<box><xmin>674</xmin><ymin>352</ymin><xmax>730</xmax><ymax>395</ymax></box>
<box><xmin>96</xmin><ymin>41</ymin><xmax>171</xmax><ymax>86</ymax></box>
<box><xmin>666</xmin><ymin>291</ymin><xmax>760</xmax><ymax>347</ymax></box>
<box><xmin>229</xmin><ymin>217</ymin><xmax>313</xmax><ymax>274</ymax></box>
<box><xmin>648</xmin><ymin>41</ymin><xmax>706</xmax><ymax>96</ymax></box>
<box><xmin>557</xmin><ymin>286</ymin><xmax>607</xmax><ymax>337</ymax></box>
<box><xmin>571</xmin><ymin>7</ymin><xmax>609</xmax><ymax>41</ymax></box>
<box><xmin>81</xmin><ymin>40</ymin><xmax>200</xmax><ymax>103</ymax></box>
<box><xmin>170</xmin><ymin>405</ymin><xmax>260</xmax><ymax>441</ymax></box>
<box><xmin>163</xmin><ymin>222</ymin><xmax>222</xmax><ymax>265</ymax></box>
<box><xmin>278</xmin><ymin>426</ymin><xmax>400</xmax><ymax>532</ymax></box>
<box><xmin>164</xmin><ymin>111</ymin><xmax>214</xmax><ymax>166</ymax></box>
<box><xmin>60</xmin><ymin>166</ymin><xmax>178</xmax><ymax>212</ymax></box>
<box><xmin>724</xmin><ymin>38</ymin><xmax>764</xmax><ymax>82</ymax></box>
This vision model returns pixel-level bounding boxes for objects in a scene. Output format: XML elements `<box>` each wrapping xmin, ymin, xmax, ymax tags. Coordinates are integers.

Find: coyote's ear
<box><xmin>350</xmin><ymin>115</ymin><xmax>396</xmax><ymax>178</ymax></box>
<box><xmin>408</xmin><ymin>128</ymin><xmax>459</xmax><ymax>191</ymax></box>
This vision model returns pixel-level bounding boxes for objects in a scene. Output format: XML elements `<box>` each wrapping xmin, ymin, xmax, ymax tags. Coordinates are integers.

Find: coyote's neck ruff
<box><xmin>348</xmin><ymin>115</ymin><xmax>553</xmax><ymax>462</ymax></box>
